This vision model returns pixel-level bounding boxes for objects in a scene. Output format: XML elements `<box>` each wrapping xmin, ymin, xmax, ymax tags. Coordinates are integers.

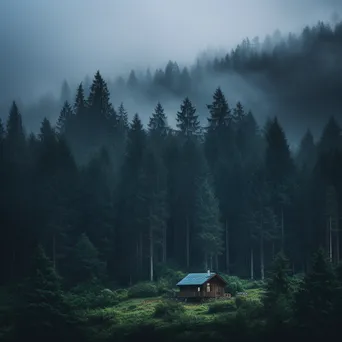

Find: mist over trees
<box><xmin>1</xmin><ymin>24</ymin><xmax>342</xmax><ymax>285</ymax></box>
<box><xmin>2</xmin><ymin>20</ymin><xmax>342</xmax><ymax>144</ymax></box>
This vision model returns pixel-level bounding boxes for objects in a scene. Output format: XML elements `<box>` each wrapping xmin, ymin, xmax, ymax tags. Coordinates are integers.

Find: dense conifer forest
<box><xmin>2</xmin><ymin>20</ymin><xmax>342</xmax><ymax>342</ymax></box>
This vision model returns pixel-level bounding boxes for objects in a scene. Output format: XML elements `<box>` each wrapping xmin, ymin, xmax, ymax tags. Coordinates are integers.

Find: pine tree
<box><xmin>74</xmin><ymin>83</ymin><xmax>86</xmax><ymax>116</ymax></box>
<box><xmin>207</xmin><ymin>87</ymin><xmax>231</xmax><ymax>129</ymax></box>
<box><xmin>195</xmin><ymin>174</ymin><xmax>223</xmax><ymax>270</ymax></box>
<box><xmin>236</xmin><ymin>110</ymin><xmax>262</xmax><ymax>163</ymax></box>
<box><xmin>5</xmin><ymin>101</ymin><xmax>26</xmax><ymax>162</ymax></box>
<box><xmin>87</xmin><ymin>71</ymin><xmax>116</xmax><ymax>147</ymax></box>
<box><xmin>69</xmin><ymin>233</ymin><xmax>105</xmax><ymax>284</ymax></box>
<box><xmin>232</xmin><ymin>101</ymin><xmax>245</xmax><ymax>124</ymax></box>
<box><xmin>263</xmin><ymin>252</ymin><xmax>293</xmax><ymax>322</ymax></box>
<box><xmin>15</xmin><ymin>245</ymin><xmax>72</xmax><ymax>341</ymax></box>
<box><xmin>0</xmin><ymin>118</ymin><xmax>4</xmax><ymax>159</ymax></box>
<box><xmin>56</xmin><ymin>101</ymin><xmax>74</xmax><ymax>137</ymax></box>
<box><xmin>176</xmin><ymin>97</ymin><xmax>201</xmax><ymax>137</ymax></box>
<box><xmin>318</xmin><ymin>116</ymin><xmax>341</xmax><ymax>154</ymax></box>
<box><xmin>265</xmin><ymin>117</ymin><xmax>294</xmax><ymax>183</ymax></box>
<box><xmin>295</xmin><ymin>248</ymin><xmax>338</xmax><ymax>328</ymax></box>
<box><xmin>296</xmin><ymin>129</ymin><xmax>316</xmax><ymax>171</ymax></box>
<box><xmin>117</xmin><ymin>113</ymin><xmax>147</xmax><ymax>281</ymax></box>
<box><xmin>148</xmin><ymin>102</ymin><xmax>168</xmax><ymax>136</ymax></box>
<box><xmin>141</xmin><ymin>146</ymin><xmax>169</xmax><ymax>280</ymax></box>
<box><xmin>127</xmin><ymin>70</ymin><xmax>138</xmax><ymax>90</ymax></box>
<box><xmin>117</xmin><ymin>102</ymin><xmax>129</xmax><ymax>131</ymax></box>
<box><xmin>88</xmin><ymin>71</ymin><xmax>114</xmax><ymax>119</ymax></box>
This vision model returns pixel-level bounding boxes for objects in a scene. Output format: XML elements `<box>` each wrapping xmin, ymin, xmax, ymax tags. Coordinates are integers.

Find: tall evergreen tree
<box><xmin>295</xmin><ymin>248</ymin><xmax>338</xmax><ymax>328</ymax></box>
<box><xmin>263</xmin><ymin>252</ymin><xmax>293</xmax><ymax>323</ymax></box>
<box><xmin>318</xmin><ymin>116</ymin><xmax>341</xmax><ymax>154</ymax></box>
<box><xmin>5</xmin><ymin>101</ymin><xmax>26</xmax><ymax>162</ymax></box>
<box><xmin>176</xmin><ymin>97</ymin><xmax>201</xmax><ymax>137</ymax></box>
<box><xmin>117</xmin><ymin>102</ymin><xmax>129</xmax><ymax>131</ymax></box>
<box><xmin>207</xmin><ymin>87</ymin><xmax>231</xmax><ymax>129</ymax></box>
<box><xmin>15</xmin><ymin>245</ymin><xmax>73</xmax><ymax>342</ymax></box>
<box><xmin>56</xmin><ymin>101</ymin><xmax>74</xmax><ymax>138</ymax></box>
<box><xmin>195</xmin><ymin>174</ymin><xmax>223</xmax><ymax>271</ymax></box>
<box><xmin>69</xmin><ymin>233</ymin><xmax>105</xmax><ymax>284</ymax></box>
<box><xmin>296</xmin><ymin>129</ymin><xmax>316</xmax><ymax>171</ymax></box>
<box><xmin>148</xmin><ymin>102</ymin><xmax>168</xmax><ymax>137</ymax></box>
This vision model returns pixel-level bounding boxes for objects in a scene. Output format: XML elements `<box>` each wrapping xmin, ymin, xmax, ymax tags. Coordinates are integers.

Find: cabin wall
<box><xmin>178</xmin><ymin>277</ymin><xmax>226</xmax><ymax>298</ymax></box>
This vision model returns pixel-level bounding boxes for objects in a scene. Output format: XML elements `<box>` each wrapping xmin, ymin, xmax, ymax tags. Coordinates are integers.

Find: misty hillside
<box><xmin>3</xmin><ymin>9</ymin><xmax>342</xmax><ymax>341</ymax></box>
<box><xmin>2</xmin><ymin>20</ymin><xmax>342</xmax><ymax>145</ymax></box>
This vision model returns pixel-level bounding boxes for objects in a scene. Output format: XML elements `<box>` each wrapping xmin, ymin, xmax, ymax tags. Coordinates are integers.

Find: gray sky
<box><xmin>1</xmin><ymin>0</ymin><xmax>342</xmax><ymax>103</ymax></box>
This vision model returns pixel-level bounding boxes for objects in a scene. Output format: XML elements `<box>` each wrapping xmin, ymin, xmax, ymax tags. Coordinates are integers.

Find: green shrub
<box><xmin>235</xmin><ymin>295</ymin><xmax>248</xmax><ymax>308</ymax></box>
<box><xmin>113</xmin><ymin>288</ymin><xmax>129</xmax><ymax>301</ymax></box>
<box><xmin>208</xmin><ymin>300</ymin><xmax>236</xmax><ymax>314</ymax></box>
<box><xmin>221</xmin><ymin>275</ymin><xmax>245</xmax><ymax>296</ymax></box>
<box><xmin>154</xmin><ymin>300</ymin><xmax>185</xmax><ymax>321</ymax></box>
<box><xmin>236</xmin><ymin>299</ymin><xmax>264</xmax><ymax>320</ymax></box>
<box><xmin>87</xmin><ymin>309</ymin><xmax>117</xmax><ymax>326</ymax></box>
<box><xmin>65</xmin><ymin>286</ymin><xmax>118</xmax><ymax>309</ymax></box>
<box><xmin>155</xmin><ymin>264</ymin><xmax>186</xmax><ymax>286</ymax></box>
<box><xmin>128</xmin><ymin>282</ymin><xmax>159</xmax><ymax>298</ymax></box>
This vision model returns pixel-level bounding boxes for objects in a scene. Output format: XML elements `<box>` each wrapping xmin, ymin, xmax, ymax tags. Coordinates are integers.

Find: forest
<box><xmin>1</xmin><ymin>20</ymin><xmax>342</xmax><ymax>342</ymax></box>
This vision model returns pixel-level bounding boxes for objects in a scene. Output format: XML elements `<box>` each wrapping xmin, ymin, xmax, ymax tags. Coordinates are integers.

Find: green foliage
<box><xmin>15</xmin><ymin>245</ymin><xmax>74</xmax><ymax>341</ymax></box>
<box><xmin>128</xmin><ymin>282</ymin><xmax>159</xmax><ymax>298</ymax></box>
<box><xmin>263</xmin><ymin>253</ymin><xmax>292</xmax><ymax>311</ymax></box>
<box><xmin>155</xmin><ymin>264</ymin><xmax>186</xmax><ymax>286</ymax></box>
<box><xmin>294</xmin><ymin>248</ymin><xmax>338</xmax><ymax>328</ymax></box>
<box><xmin>65</xmin><ymin>286</ymin><xmax>119</xmax><ymax>310</ymax></box>
<box><xmin>236</xmin><ymin>299</ymin><xmax>264</xmax><ymax>320</ymax></box>
<box><xmin>154</xmin><ymin>300</ymin><xmax>185</xmax><ymax>321</ymax></box>
<box><xmin>86</xmin><ymin>308</ymin><xmax>117</xmax><ymax>326</ymax></box>
<box><xmin>221</xmin><ymin>275</ymin><xmax>245</xmax><ymax>296</ymax></box>
<box><xmin>208</xmin><ymin>300</ymin><xmax>236</xmax><ymax>313</ymax></box>
<box><xmin>68</xmin><ymin>233</ymin><xmax>106</xmax><ymax>284</ymax></box>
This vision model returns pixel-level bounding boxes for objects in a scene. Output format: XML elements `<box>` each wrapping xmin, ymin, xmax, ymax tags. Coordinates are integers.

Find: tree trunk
<box><xmin>52</xmin><ymin>233</ymin><xmax>56</xmax><ymax>270</ymax></box>
<box><xmin>10</xmin><ymin>249</ymin><xmax>16</xmax><ymax>280</ymax></box>
<box><xmin>186</xmin><ymin>216</ymin><xmax>190</xmax><ymax>269</ymax></box>
<box><xmin>272</xmin><ymin>241</ymin><xmax>275</xmax><ymax>259</ymax></box>
<box><xmin>215</xmin><ymin>253</ymin><xmax>218</xmax><ymax>272</ymax></box>
<box><xmin>329</xmin><ymin>215</ymin><xmax>333</xmax><ymax>262</ymax></box>
<box><xmin>162</xmin><ymin>225</ymin><xmax>167</xmax><ymax>263</ymax></box>
<box><xmin>149</xmin><ymin>225</ymin><xmax>154</xmax><ymax>282</ymax></box>
<box><xmin>336</xmin><ymin>220</ymin><xmax>340</xmax><ymax>263</ymax></box>
<box><xmin>225</xmin><ymin>219</ymin><xmax>230</xmax><ymax>274</ymax></box>
<box><xmin>260</xmin><ymin>229</ymin><xmax>264</xmax><ymax>281</ymax></box>
<box><xmin>210</xmin><ymin>254</ymin><xmax>213</xmax><ymax>270</ymax></box>
<box><xmin>250</xmin><ymin>247</ymin><xmax>254</xmax><ymax>280</ymax></box>
<box><xmin>139</xmin><ymin>232</ymin><xmax>143</xmax><ymax>276</ymax></box>
<box><xmin>281</xmin><ymin>206</ymin><xmax>284</xmax><ymax>253</ymax></box>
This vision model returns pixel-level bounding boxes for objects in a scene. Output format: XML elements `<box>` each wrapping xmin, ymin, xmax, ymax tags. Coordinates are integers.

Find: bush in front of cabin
<box><xmin>154</xmin><ymin>300</ymin><xmax>185</xmax><ymax>322</ymax></box>
<box><xmin>208</xmin><ymin>300</ymin><xmax>237</xmax><ymax>314</ymax></box>
<box><xmin>128</xmin><ymin>282</ymin><xmax>159</xmax><ymax>298</ymax></box>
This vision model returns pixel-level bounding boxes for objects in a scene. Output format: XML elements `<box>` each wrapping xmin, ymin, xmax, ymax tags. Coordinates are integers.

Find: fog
<box><xmin>1</xmin><ymin>0</ymin><xmax>342</xmax><ymax>138</ymax></box>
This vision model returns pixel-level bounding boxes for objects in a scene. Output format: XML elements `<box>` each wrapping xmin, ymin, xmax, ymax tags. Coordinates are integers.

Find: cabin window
<box><xmin>206</xmin><ymin>283</ymin><xmax>211</xmax><ymax>292</ymax></box>
<box><xmin>197</xmin><ymin>287</ymin><xmax>200</xmax><ymax>292</ymax></box>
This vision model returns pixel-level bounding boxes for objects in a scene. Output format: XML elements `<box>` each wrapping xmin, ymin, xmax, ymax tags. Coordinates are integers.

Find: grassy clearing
<box><xmin>82</xmin><ymin>285</ymin><xmax>264</xmax><ymax>331</ymax></box>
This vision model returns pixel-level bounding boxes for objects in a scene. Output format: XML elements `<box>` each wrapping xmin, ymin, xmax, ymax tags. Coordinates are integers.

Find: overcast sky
<box><xmin>1</xmin><ymin>0</ymin><xmax>342</xmax><ymax>103</ymax></box>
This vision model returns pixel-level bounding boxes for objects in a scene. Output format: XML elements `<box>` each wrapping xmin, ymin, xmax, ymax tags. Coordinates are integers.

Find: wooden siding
<box><xmin>177</xmin><ymin>276</ymin><xmax>225</xmax><ymax>298</ymax></box>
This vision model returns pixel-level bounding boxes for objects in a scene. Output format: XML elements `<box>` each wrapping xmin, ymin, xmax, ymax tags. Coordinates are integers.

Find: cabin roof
<box><xmin>176</xmin><ymin>272</ymin><xmax>226</xmax><ymax>286</ymax></box>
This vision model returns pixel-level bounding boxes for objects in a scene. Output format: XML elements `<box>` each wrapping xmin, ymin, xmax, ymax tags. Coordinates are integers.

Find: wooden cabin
<box><xmin>176</xmin><ymin>271</ymin><xmax>227</xmax><ymax>299</ymax></box>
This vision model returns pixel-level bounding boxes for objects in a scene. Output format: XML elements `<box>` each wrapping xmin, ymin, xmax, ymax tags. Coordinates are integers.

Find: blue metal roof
<box><xmin>176</xmin><ymin>272</ymin><xmax>216</xmax><ymax>286</ymax></box>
